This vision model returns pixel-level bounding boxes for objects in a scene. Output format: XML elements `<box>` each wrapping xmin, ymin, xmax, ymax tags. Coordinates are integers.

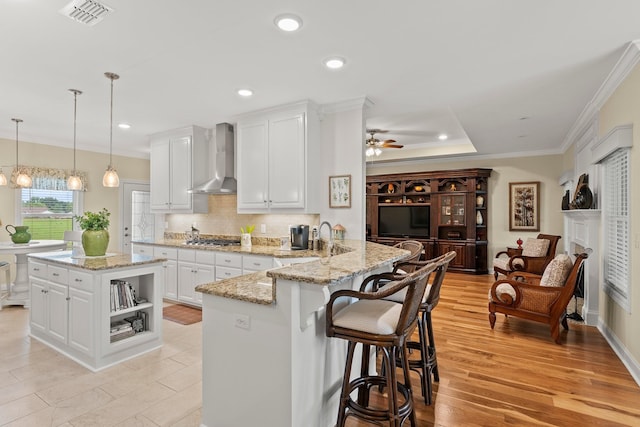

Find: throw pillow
<box><xmin>522</xmin><ymin>238</ymin><xmax>551</xmax><ymax>257</ymax></box>
<box><xmin>540</xmin><ymin>254</ymin><xmax>573</xmax><ymax>287</ymax></box>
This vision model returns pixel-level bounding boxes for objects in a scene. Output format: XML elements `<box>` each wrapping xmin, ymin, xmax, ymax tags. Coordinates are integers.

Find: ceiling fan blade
<box><xmin>382</xmin><ymin>139</ymin><xmax>396</xmax><ymax>144</ymax></box>
<box><xmin>381</xmin><ymin>143</ymin><xmax>403</xmax><ymax>148</ymax></box>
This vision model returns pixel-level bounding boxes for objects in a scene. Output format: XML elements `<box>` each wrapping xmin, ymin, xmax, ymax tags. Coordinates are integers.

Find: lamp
<box><xmin>12</xmin><ymin>118</ymin><xmax>32</xmax><ymax>188</ymax></box>
<box><xmin>67</xmin><ymin>89</ymin><xmax>83</xmax><ymax>191</ymax></box>
<box><xmin>0</xmin><ymin>168</ymin><xmax>7</xmax><ymax>186</ymax></box>
<box><xmin>102</xmin><ymin>72</ymin><xmax>120</xmax><ymax>187</ymax></box>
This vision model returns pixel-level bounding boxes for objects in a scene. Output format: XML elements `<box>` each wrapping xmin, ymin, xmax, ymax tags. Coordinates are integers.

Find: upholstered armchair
<box><xmin>493</xmin><ymin>234</ymin><xmax>561</xmax><ymax>279</ymax></box>
<box><xmin>488</xmin><ymin>251</ymin><xmax>589</xmax><ymax>344</ymax></box>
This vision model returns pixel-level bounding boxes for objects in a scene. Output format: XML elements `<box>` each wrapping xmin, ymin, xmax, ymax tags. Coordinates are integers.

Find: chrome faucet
<box><xmin>318</xmin><ymin>221</ymin><xmax>334</xmax><ymax>262</ymax></box>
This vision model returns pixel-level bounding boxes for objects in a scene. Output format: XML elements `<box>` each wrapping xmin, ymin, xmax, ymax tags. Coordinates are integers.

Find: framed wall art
<box><xmin>329</xmin><ymin>175</ymin><xmax>351</xmax><ymax>208</ymax></box>
<box><xmin>509</xmin><ymin>181</ymin><xmax>540</xmax><ymax>231</ymax></box>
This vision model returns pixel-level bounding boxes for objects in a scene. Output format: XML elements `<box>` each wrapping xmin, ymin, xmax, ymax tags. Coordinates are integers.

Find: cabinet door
<box><xmin>47</xmin><ymin>282</ymin><xmax>69</xmax><ymax>344</ymax></box>
<box><xmin>194</xmin><ymin>264</ymin><xmax>214</xmax><ymax>304</ymax></box>
<box><xmin>170</xmin><ymin>136</ymin><xmax>193</xmax><ymax>210</ymax></box>
<box><xmin>269</xmin><ymin>113</ymin><xmax>305</xmax><ymax>209</ymax></box>
<box><xmin>237</xmin><ymin>120</ymin><xmax>269</xmax><ymax>210</ymax></box>
<box><xmin>30</xmin><ymin>279</ymin><xmax>47</xmax><ymax>334</ymax></box>
<box><xmin>164</xmin><ymin>260</ymin><xmax>178</xmax><ymax>300</ymax></box>
<box><xmin>68</xmin><ymin>287</ymin><xmax>93</xmax><ymax>355</ymax></box>
<box><xmin>150</xmin><ymin>139</ymin><xmax>171</xmax><ymax>210</ymax></box>
<box><xmin>437</xmin><ymin>242</ymin><xmax>466</xmax><ymax>269</ymax></box>
<box><xmin>177</xmin><ymin>262</ymin><xmax>197</xmax><ymax>304</ymax></box>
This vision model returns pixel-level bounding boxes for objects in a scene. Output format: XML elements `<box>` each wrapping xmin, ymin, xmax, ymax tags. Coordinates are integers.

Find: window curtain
<box><xmin>10</xmin><ymin>166</ymin><xmax>89</xmax><ymax>191</ymax></box>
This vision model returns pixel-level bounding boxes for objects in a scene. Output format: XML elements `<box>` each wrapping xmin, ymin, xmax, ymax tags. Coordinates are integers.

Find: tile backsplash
<box><xmin>165</xmin><ymin>195</ymin><xmax>320</xmax><ymax>238</ymax></box>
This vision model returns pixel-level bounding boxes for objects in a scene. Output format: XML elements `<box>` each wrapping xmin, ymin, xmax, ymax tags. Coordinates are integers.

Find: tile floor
<box><xmin>0</xmin><ymin>305</ymin><xmax>202</xmax><ymax>426</ymax></box>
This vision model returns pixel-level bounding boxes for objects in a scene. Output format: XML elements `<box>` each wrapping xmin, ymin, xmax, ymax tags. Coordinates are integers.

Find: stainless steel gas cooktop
<box><xmin>183</xmin><ymin>238</ymin><xmax>241</xmax><ymax>247</ymax></box>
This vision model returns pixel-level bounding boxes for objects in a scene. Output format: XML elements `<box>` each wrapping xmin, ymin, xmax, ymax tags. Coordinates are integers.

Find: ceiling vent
<box><xmin>59</xmin><ymin>0</ymin><xmax>113</xmax><ymax>26</ymax></box>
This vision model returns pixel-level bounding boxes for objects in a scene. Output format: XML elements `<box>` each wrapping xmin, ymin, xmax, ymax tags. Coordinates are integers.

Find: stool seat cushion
<box><xmin>384</xmin><ymin>283</ymin><xmax>432</xmax><ymax>304</ymax></box>
<box><xmin>332</xmin><ymin>300</ymin><xmax>402</xmax><ymax>335</ymax></box>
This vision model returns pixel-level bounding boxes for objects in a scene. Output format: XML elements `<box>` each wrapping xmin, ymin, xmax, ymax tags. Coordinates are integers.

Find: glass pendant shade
<box><xmin>0</xmin><ymin>169</ymin><xmax>7</xmax><ymax>186</ymax></box>
<box><xmin>103</xmin><ymin>166</ymin><xmax>119</xmax><ymax>187</ymax></box>
<box><xmin>103</xmin><ymin>72</ymin><xmax>120</xmax><ymax>188</ymax></box>
<box><xmin>67</xmin><ymin>175</ymin><xmax>83</xmax><ymax>190</ymax></box>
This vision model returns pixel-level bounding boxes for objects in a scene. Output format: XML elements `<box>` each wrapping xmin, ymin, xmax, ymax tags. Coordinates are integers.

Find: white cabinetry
<box><xmin>236</xmin><ymin>100</ymin><xmax>320</xmax><ymax>213</ymax></box>
<box><xmin>215</xmin><ymin>252</ymin><xmax>242</xmax><ymax>280</ymax></box>
<box><xmin>243</xmin><ymin>255</ymin><xmax>274</xmax><ymax>273</ymax></box>
<box><xmin>153</xmin><ymin>246</ymin><xmax>178</xmax><ymax>300</ymax></box>
<box><xmin>150</xmin><ymin>125</ymin><xmax>209</xmax><ymax>213</ymax></box>
<box><xmin>177</xmin><ymin>249</ymin><xmax>215</xmax><ymax>306</ymax></box>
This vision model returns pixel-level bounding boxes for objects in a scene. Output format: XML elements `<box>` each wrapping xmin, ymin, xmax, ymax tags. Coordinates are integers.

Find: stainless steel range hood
<box><xmin>188</xmin><ymin>123</ymin><xmax>237</xmax><ymax>194</ymax></box>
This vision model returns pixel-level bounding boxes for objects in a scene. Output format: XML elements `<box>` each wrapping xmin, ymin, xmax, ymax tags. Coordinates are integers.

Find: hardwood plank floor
<box><xmin>0</xmin><ymin>273</ymin><xmax>638</xmax><ymax>426</ymax></box>
<box><xmin>345</xmin><ymin>273</ymin><xmax>640</xmax><ymax>427</ymax></box>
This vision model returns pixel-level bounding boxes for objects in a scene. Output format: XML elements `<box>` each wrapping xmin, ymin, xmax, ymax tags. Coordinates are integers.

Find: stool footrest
<box><xmin>345</xmin><ymin>375</ymin><xmax>413</xmax><ymax>422</ymax></box>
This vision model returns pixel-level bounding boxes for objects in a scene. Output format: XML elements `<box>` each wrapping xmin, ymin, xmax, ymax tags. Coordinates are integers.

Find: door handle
<box><xmin>124</xmin><ymin>233</ymin><xmax>130</xmax><ymax>237</ymax></box>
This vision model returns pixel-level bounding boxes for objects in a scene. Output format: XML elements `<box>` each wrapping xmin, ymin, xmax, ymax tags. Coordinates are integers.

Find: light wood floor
<box><xmin>1</xmin><ymin>273</ymin><xmax>639</xmax><ymax>426</ymax></box>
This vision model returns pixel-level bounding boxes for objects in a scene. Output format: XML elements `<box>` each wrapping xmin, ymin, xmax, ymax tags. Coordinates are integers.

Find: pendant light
<box><xmin>12</xmin><ymin>118</ymin><xmax>32</xmax><ymax>188</ymax></box>
<box><xmin>0</xmin><ymin>168</ymin><xmax>6</xmax><ymax>186</ymax></box>
<box><xmin>102</xmin><ymin>72</ymin><xmax>120</xmax><ymax>187</ymax></box>
<box><xmin>67</xmin><ymin>89</ymin><xmax>83</xmax><ymax>191</ymax></box>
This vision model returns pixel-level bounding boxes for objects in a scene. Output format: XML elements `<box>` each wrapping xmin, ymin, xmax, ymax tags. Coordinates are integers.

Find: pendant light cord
<box><xmin>12</xmin><ymin>118</ymin><xmax>23</xmax><ymax>168</ymax></box>
<box><xmin>109</xmin><ymin>76</ymin><xmax>114</xmax><ymax>167</ymax></box>
<box><xmin>73</xmin><ymin>90</ymin><xmax>78</xmax><ymax>174</ymax></box>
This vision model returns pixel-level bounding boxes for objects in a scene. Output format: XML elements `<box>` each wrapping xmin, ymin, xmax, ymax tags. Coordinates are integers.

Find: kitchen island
<box><xmin>196</xmin><ymin>240</ymin><xmax>409</xmax><ymax>427</ymax></box>
<box><xmin>27</xmin><ymin>251</ymin><xmax>166</xmax><ymax>372</ymax></box>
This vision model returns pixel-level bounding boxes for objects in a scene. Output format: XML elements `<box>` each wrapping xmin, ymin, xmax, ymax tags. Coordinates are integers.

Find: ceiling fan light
<box><xmin>103</xmin><ymin>166</ymin><xmax>120</xmax><ymax>187</ymax></box>
<box><xmin>275</xmin><ymin>14</ymin><xmax>302</xmax><ymax>32</ymax></box>
<box><xmin>365</xmin><ymin>147</ymin><xmax>375</xmax><ymax>157</ymax></box>
<box><xmin>374</xmin><ymin>148</ymin><xmax>382</xmax><ymax>156</ymax></box>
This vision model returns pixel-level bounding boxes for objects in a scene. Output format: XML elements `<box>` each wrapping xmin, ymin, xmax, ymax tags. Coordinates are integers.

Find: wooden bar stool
<box><xmin>326</xmin><ymin>262</ymin><xmax>437</xmax><ymax>427</ymax></box>
<box><xmin>376</xmin><ymin>251</ymin><xmax>457</xmax><ymax>405</ymax></box>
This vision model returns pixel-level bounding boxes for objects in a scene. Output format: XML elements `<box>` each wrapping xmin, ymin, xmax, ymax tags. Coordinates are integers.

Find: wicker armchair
<box><xmin>488</xmin><ymin>251</ymin><xmax>589</xmax><ymax>344</ymax></box>
<box><xmin>493</xmin><ymin>234</ymin><xmax>561</xmax><ymax>279</ymax></box>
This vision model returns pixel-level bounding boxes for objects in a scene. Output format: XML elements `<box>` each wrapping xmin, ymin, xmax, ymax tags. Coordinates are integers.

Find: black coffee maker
<box><xmin>290</xmin><ymin>225</ymin><xmax>309</xmax><ymax>250</ymax></box>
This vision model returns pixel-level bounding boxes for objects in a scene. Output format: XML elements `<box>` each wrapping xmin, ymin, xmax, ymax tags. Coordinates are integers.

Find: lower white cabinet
<box><xmin>177</xmin><ymin>249</ymin><xmax>215</xmax><ymax>306</ymax></box>
<box><xmin>243</xmin><ymin>255</ymin><xmax>274</xmax><ymax>273</ymax></box>
<box><xmin>153</xmin><ymin>246</ymin><xmax>178</xmax><ymax>300</ymax></box>
<box><xmin>28</xmin><ymin>255</ymin><xmax>164</xmax><ymax>372</ymax></box>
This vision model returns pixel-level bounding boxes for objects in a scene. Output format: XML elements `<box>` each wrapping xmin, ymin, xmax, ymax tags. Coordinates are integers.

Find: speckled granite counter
<box><xmin>195</xmin><ymin>240</ymin><xmax>408</xmax><ymax>305</ymax></box>
<box><xmin>28</xmin><ymin>250</ymin><xmax>166</xmax><ymax>270</ymax></box>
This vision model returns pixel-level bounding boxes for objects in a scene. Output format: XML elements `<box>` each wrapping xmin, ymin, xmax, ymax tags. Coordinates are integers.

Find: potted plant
<box><xmin>74</xmin><ymin>208</ymin><xmax>111</xmax><ymax>256</ymax></box>
<box><xmin>240</xmin><ymin>225</ymin><xmax>255</xmax><ymax>249</ymax></box>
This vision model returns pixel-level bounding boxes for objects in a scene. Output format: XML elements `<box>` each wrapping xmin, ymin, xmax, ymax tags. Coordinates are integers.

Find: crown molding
<box><xmin>321</xmin><ymin>96</ymin><xmax>373</xmax><ymax>114</ymax></box>
<box><xmin>561</xmin><ymin>40</ymin><xmax>640</xmax><ymax>152</ymax></box>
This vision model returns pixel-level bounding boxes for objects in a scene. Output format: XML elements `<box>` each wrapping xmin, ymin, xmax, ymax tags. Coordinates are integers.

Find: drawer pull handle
<box><xmin>52</xmin><ymin>273</ymin><xmax>59</xmax><ymax>276</ymax></box>
<box><xmin>225</xmin><ymin>272</ymin><xmax>230</xmax><ymax>276</ymax></box>
<box><xmin>33</xmin><ymin>268</ymin><xmax>40</xmax><ymax>271</ymax></box>
<box><xmin>75</xmin><ymin>278</ymin><xmax>82</xmax><ymax>282</ymax></box>
<box><xmin>253</xmin><ymin>262</ymin><xmax>260</xmax><ymax>266</ymax></box>
<box><xmin>225</xmin><ymin>259</ymin><xmax>231</xmax><ymax>263</ymax></box>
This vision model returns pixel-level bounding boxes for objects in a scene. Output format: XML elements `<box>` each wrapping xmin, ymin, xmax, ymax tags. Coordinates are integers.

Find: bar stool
<box><xmin>0</xmin><ymin>261</ymin><xmax>11</xmax><ymax>310</ymax></box>
<box><xmin>377</xmin><ymin>251</ymin><xmax>457</xmax><ymax>405</ymax></box>
<box><xmin>393</xmin><ymin>240</ymin><xmax>423</xmax><ymax>269</ymax></box>
<box><xmin>326</xmin><ymin>262</ymin><xmax>438</xmax><ymax>427</ymax></box>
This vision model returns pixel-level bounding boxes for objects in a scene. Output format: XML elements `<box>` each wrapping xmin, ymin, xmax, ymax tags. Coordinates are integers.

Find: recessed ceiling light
<box><xmin>324</xmin><ymin>57</ymin><xmax>345</xmax><ymax>69</ymax></box>
<box><xmin>274</xmin><ymin>14</ymin><xmax>302</xmax><ymax>32</ymax></box>
<box><xmin>438</xmin><ymin>134</ymin><xmax>448</xmax><ymax>140</ymax></box>
<box><xmin>118</xmin><ymin>123</ymin><xmax>131</xmax><ymax>129</ymax></box>
<box><xmin>237</xmin><ymin>88</ymin><xmax>253</xmax><ymax>97</ymax></box>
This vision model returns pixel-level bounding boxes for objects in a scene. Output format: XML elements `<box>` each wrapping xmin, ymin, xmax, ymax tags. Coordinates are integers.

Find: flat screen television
<box><xmin>378</xmin><ymin>205</ymin><xmax>430</xmax><ymax>238</ymax></box>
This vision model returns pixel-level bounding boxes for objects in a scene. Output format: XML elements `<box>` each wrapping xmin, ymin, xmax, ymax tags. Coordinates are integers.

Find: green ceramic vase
<box><xmin>82</xmin><ymin>230</ymin><xmax>109</xmax><ymax>256</ymax></box>
<box><xmin>6</xmin><ymin>225</ymin><xmax>31</xmax><ymax>244</ymax></box>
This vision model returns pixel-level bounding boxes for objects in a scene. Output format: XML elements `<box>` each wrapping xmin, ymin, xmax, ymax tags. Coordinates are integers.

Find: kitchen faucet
<box><xmin>318</xmin><ymin>221</ymin><xmax>334</xmax><ymax>262</ymax></box>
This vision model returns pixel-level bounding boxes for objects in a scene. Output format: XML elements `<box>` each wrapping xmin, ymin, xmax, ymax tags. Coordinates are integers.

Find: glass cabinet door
<box><xmin>440</xmin><ymin>195</ymin><xmax>465</xmax><ymax>225</ymax></box>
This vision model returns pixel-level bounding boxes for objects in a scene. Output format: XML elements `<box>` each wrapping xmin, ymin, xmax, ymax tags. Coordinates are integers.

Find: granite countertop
<box><xmin>28</xmin><ymin>250</ymin><xmax>166</xmax><ymax>271</ymax></box>
<box><xmin>135</xmin><ymin>238</ymin><xmax>323</xmax><ymax>258</ymax></box>
<box><xmin>195</xmin><ymin>240</ymin><xmax>409</xmax><ymax>305</ymax></box>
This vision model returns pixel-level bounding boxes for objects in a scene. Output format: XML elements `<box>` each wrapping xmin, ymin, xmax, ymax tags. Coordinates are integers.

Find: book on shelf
<box><xmin>110</xmin><ymin>280</ymin><xmax>138</xmax><ymax>312</ymax></box>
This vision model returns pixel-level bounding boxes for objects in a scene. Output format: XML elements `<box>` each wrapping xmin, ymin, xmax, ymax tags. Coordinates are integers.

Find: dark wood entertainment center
<box><xmin>366</xmin><ymin>168</ymin><xmax>492</xmax><ymax>274</ymax></box>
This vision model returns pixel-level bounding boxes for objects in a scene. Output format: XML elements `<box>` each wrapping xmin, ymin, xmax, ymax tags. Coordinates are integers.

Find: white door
<box><xmin>121</xmin><ymin>182</ymin><xmax>154</xmax><ymax>253</ymax></box>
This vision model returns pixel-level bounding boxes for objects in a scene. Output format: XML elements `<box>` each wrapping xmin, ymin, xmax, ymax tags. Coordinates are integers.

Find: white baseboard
<box><xmin>598</xmin><ymin>318</ymin><xmax>640</xmax><ymax>387</ymax></box>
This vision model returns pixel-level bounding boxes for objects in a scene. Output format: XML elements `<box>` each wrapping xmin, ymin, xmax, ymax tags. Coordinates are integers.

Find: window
<box><xmin>602</xmin><ymin>148</ymin><xmax>630</xmax><ymax>311</ymax></box>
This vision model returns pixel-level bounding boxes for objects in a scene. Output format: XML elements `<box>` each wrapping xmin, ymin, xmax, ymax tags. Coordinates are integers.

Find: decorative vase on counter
<box><xmin>476</xmin><ymin>211</ymin><xmax>483</xmax><ymax>225</ymax></box>
<box><xmin>241</xmin><ymin>233</ymin><xmax>252</xmax><ymax>249</ymax></box>
<box><xmin>6</xmin><ymin>225</ymin><xmax>31</xmax><ymax>244</ymax></box>
<box><xmin>82</xmin><ymin>230</ymin><xmax>109</xmax><ymax>256</ymax></box>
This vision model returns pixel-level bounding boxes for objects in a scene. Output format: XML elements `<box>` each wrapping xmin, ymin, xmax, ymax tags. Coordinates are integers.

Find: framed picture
<box><xmin>509</xmin><ymin>181</ymin><xmax>540</xmax><ymax>231</ymax></box>
<box><xmin>329</xmin><ymin>175</ymin><xmax>351</xmax><ymax>208</ymax></box>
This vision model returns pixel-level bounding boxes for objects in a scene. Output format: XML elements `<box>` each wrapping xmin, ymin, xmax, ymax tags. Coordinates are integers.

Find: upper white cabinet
<box><xmin>150</xmin><ymin>125</ymin><xmax>209</xmax><ymax>213</ymax></box>
<box><xmin>236</xmin><ymin>100</ymin><xmax>320</xmax><ymax>213</ymax></box>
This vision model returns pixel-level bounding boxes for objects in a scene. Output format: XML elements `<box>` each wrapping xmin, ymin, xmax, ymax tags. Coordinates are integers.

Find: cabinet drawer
<box><xmin>178</xmin><ymin>248</ymin><xmax>196</xmax><ymax>262</ymax></box>
<box><xmin>243</xmin><ymin>255</ymin><xmax>273</xmax><ymax>271</ymax></box>
<box><xmin>195</xmin><ymin>250</ymin><xmax>216</xmax><ymax>265</ymax></box>
<box><xmin>69</xmin><ymin>270</ymin><xmax>93</xmax><ymax>292</ymax></box>
<box><xmin>154</xmin><ymin>246</ymin><xmax>178</xmax><ymax>260</ymax></box>
<box><xmin>216</xmin><ymin>252</ymin><xmax>242</xmax><ymax>268</ymax></box>
<box><xmin>29</xmin><ymin>260</ymin><xmax>47</xmax><ymax>279</ymax></box>
<box><xmin>216</xmin><ymin>266</ymin><xmax>242</xmax><ymax>280</ymax></box>
<box><xmin>132</xmin><ymin>244</ymin><xmax>153</xmax><ymax>256</ymax></box>
<box><xmin>48</xmin><ymin>266</ymin><xmax>68</xmax><ymax>284</ymax></box>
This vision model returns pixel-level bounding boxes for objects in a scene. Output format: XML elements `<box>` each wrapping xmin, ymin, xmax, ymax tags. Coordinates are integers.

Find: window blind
<box><xmin>603</xmin><ymin>148</ymin><xmax>630</xmax><ymax>302</ymax></box>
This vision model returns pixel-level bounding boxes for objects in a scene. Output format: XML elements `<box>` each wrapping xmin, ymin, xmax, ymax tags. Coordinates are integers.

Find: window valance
<box><xmin>10</xmin><ymin>166</ymin><xmax>89</xmax><ymax>191</ymax></box>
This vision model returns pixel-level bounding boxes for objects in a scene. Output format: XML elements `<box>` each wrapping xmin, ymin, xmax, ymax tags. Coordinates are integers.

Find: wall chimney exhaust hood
<box><xmin>188</xmin><ymin>123</ymin><xmax>237</xmax><ymax>194</ymax></box>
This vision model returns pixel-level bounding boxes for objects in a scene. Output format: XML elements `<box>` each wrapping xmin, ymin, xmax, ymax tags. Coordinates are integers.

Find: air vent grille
<box><xmin>59</xmin><ymin>0</ymin><xmax>113</xmax><ymax>26</ymax></box>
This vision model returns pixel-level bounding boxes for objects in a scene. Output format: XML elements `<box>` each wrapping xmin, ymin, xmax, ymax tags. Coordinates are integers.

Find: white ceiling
<box><xmin>1</xmin><ymin>0</ymin><xmax>640</xmax><ymax>163</ymax></box>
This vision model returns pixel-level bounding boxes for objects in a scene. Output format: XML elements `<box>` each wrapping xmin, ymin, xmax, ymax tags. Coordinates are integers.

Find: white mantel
<box><xmin>562</xmin><ymin>209</ymin><xmax>601</xmax><ymax>325</ymax></box>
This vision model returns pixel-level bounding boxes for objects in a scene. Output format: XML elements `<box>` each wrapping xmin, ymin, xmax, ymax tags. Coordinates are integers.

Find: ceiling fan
<box><xmin>365</xmin><ymin>129</ymin><xmax>403</xmax><ymax>156</ymax></box>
